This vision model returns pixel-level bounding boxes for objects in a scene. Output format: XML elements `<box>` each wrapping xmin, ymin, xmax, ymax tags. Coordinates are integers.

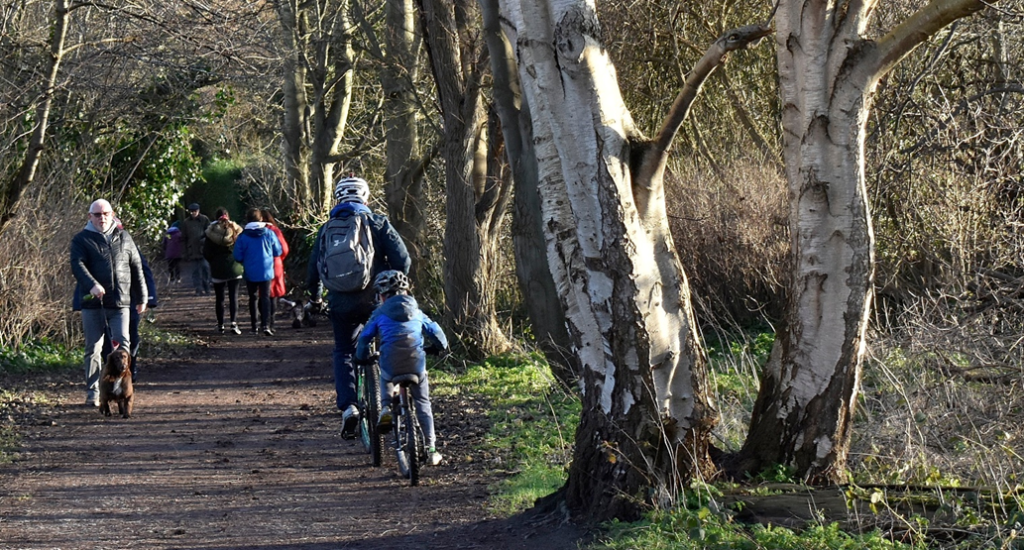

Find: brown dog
<box><xmin>99</xmin><ymin>346</ymin><xmax>134</xmax><ymax>418</ymax></box>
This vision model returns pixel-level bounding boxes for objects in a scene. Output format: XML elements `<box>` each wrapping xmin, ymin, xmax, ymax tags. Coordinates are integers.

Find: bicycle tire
<box><xmin>394</xmin><ymin>401</ymin><xmax>411</xmax><ymax>479</ymax></box>
<box><xmin>404</xmin><ymin>395</ymin><xmax>421</xmax><ymax>486</ymax></box>
<box><xmin>365</xmin><ymin>363</ymin><xmax>383</xmax><ymax>467</ymax></box>
<box><xmin>394</xmin><ymin>395</ymin><xmax>419</xmax><ymax>484</ymax></box>
<box><xmin>357</xmin><ymin>364</ymin><xmax>372</xmax><ymax>452</ymax></box>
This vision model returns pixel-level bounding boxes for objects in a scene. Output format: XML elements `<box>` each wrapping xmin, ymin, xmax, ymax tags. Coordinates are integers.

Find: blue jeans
<box><xmin>81</xmin><ymin>307</ymin><xmax>130</xmax><ymax>400</ymax></box>
<box><xmin>329</xmin><ymin>309</ymin><xmax>368</xmax><ymax>411</ymax></box>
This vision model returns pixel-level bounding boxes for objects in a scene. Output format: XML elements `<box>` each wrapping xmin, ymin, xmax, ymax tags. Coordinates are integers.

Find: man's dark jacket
<box><xmin>70</xmin><ymin>225</ymin><xmax>147</xmax><ymax>310</ymax></box>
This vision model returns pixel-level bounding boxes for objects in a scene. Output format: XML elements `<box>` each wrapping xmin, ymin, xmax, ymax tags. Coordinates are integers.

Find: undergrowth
<box><xmin>433</xmin><ymin>351</ymin><xmax>580</xmax><ymax>514</ymax></box>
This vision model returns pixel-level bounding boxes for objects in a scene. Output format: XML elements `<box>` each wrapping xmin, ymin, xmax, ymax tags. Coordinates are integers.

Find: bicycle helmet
<box><xmin>373</xmin><ymin>270</ymin><xmax>410</xmax><ymax>295</ymax></box>
<box><xmin>333</xmin><ymin>175</ymin><xmax>370</xmax><ymax>204</ymax></box>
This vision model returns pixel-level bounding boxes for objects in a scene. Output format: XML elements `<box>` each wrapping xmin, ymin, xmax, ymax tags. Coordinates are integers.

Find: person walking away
<box><xmin>162</xmin><ymin>225</ymin><xmax>183</xmax><ymax>283</ymax></box>
<box><xmin>261</xmin><ymin>208</ymin><xmax>290</xmax><ymax>331</ymax></box>
<box><xmin>69</xmin><ymin>199</ymin><xmax>148</xmax><ymax>407</ymax></box>
<box><xmin>355</xmin><ymin>270</ymin><xmax>448</xmax><ymax>466</ymax></box>
<box><xmin>204</xmin><ymin>207</ymin><xmax>244</xmax><ymax>334</ymax></box>
<box><xmin>306</xmin><ymin>175</ymin><xmax>410</xmax><ymax>437</ymax></box>
<box><xmin>181</xmin><ymin>202</ymin><xmax>211</xmax><ymax>295</ymax></box>
<box><xmin>233</xmin><ymin>208</ymin><xmax>282</xmax><ymax>336</ymax></box>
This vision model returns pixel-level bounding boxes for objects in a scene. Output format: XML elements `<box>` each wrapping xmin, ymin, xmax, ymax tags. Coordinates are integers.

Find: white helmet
<box><xmin>373</xmin><ymin>270</ymin><xmax>410</xmax><ymax>295</ymax></box>
<box><xmin>334</xmin><ymin>176</ymin><xmax>370</xmax><ymax>204</ymax></box>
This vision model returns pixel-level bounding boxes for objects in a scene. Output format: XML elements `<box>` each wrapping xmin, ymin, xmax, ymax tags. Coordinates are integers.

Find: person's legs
<box><xmin>268</xmin><ymin>293</ymin><xmax>277</xmax><ymax>330</ymax></box>
<box><xmin>411</xmin><ymin>372</ymin><xmax>436</xmax><ymax>449</ymax></box>
<box><xmin>199</xmin><ymin>260</ymin><xmax>212</xmax><ymax>294</ymax></box>
<box><xmin>257</xmin><ymin>280</ymin><xmax>271</xmax><ymax>332</ymax></box>
<box><xmin>227</xmin><ymin>278</ymin><xmax>240</xmax><ymax>327</ymax></box>
<box><xmin>128</xmin><ymin>308</ymin><xmax>141</xmax><ymax>379</ymax></box>
<box><xmin>81</xmin><ymin>309</ymin><xmax>106</xmax><ymax>405</ymax></box>
<box><xmin>245</xmin><ymin>280</ymin><xmax>259</xmax><ymax>332</ymax></box>
<box><xmin>213</xmin><ymin>281</ymin><xmax>227</xmax><ymax>327</ymax></box>
<box><xmin>190</xmin><ymin>260</ymin><xmax>203</xmax><ymax>294</ymax></box>
<box><xmin>329</xmin><ymin>309</ymin><xmax>362</xmax><ymax>412</ymax></box>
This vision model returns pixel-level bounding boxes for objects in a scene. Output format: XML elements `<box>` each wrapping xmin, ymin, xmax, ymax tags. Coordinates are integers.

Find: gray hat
<box><xmin>187</xmin><ymin>203</ymin><xmax>200</xmax><ymax>211</ymax></box>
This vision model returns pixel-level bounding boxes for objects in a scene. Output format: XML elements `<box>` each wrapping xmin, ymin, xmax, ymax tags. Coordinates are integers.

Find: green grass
<box><xmin>433</xmin><ymin>351</ymin><xmax>580</xmax><ymax>514</ymax></box>
<box><xmin>0</xmin><ymin>337</ymin><xmax>78</xmax><ymax>374</ymax></box>
<box><xmin>594</xmin><ymin>505</ymin><xmax>925</xmax><ymax>550</ymax></box>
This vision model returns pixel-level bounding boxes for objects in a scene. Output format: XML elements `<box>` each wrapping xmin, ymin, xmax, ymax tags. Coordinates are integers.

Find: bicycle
<box><xmin>352</xmin><ymin>350</ymin><xmax>384</xmax><ymax>467</ymax></box>
<box><xmin>386</xmin><ymin>372</ymin><xmax>428</xmax><ymax>486</ymax></box>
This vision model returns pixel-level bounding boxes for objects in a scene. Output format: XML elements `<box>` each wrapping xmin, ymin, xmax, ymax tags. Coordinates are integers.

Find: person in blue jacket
<box><xmin>356</xmin><ymin>270</ymin><xmax>447</xmax><ymax>466</ymax></box>
<box><xmin>306</xmin><ymin>175</ymin><xmax>410</xmax><ymax>437</ymax></box>
<box><xmin>233</xmin><ymin>207</ymin><xmax>282</xmax><ymax>336</ymax></box>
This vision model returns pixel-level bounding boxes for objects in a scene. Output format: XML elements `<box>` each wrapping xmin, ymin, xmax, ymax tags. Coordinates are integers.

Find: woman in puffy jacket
<box><xmin>232</xmin><ymin>208</ymin><xmax>282</xmax><ymax>336</ymax></box>
<box><xmin>203</xmin><ymin>208</ymin><xmax>244</xmax><ymax>334</ymax></box>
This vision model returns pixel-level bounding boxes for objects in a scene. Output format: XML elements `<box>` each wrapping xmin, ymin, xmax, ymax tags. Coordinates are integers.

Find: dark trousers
<box><xmin>213</xmin><ymin>279</ymin><xmax>241</xmax><ymax>326</ymax></box>
<box><xmin>245</xmin><ymin>280</ymin><xmax>272</xmax><ymax>330</ymax></box>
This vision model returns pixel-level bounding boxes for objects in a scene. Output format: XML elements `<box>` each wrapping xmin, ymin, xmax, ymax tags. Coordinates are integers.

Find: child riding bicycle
<box><xmin>355</xmin><ymin>270</ymin><xmax>448</xmax><ymax>466</ymax></box>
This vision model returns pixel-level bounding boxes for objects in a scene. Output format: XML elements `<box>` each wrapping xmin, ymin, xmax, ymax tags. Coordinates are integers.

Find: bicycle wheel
<box><xmin>357</xmin><ymin>365</ymin><xmax>372</xmax><ymax>451</ymax></box>
<box><xmin>365</xmin><ymin>363</ymin><xmax>383</xmax><ymax>467</ymax></box>
<box><xmin>403</xmin><ymin>395</ymin><xmax>421</xmax><ymax>486</ymax></box>
<box><xmin>394</xmin><ymin>396</ymin><xmax>420</xmax><ymax>485</ymax></box>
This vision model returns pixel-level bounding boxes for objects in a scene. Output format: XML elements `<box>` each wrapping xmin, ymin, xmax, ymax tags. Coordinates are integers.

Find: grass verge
<box><xmin>433</xmin><ymin>351</ymin><xmax>580</xmax><ymax>514</ymax></box>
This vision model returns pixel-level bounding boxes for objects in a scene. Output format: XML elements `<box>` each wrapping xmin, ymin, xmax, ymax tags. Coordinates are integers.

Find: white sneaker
<box><xmin>341</xmin><ymin>404</ymin><xmax>359</xmax><ymax>437</ymax></box>
<box><xmin>377</xmin><ymin>406</ymin><xmax>393</xmax><ymax>433</ymax></box>
<box><xmin>428</xmin><ymin>447</ymin><xmax>442</xmax><ymax>466</ymax></box>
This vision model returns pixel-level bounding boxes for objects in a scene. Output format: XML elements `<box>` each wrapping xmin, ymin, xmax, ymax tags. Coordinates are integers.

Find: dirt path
<box><xmin>0</xmin><ymin>282</ymin><xmax>585</xmax><ymax>549</ymax></box>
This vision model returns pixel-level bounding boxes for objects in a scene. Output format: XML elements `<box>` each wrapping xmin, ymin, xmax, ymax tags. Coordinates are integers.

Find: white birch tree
<box><xmin>740</xmin><ymin>0</ymin><xmax>997</xmax><ymax>483</ymax></box>
<box><xmin>491</xmin><ymin>0</ymin><xmax>768</xmax><ymax>520</ymax></box>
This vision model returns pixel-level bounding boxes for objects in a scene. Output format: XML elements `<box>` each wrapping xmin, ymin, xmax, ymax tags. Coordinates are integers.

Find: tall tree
<box><xmin>274</xmin><ymin>0</ymin><xmax>356</xmax><ymax>216</ymax></box>
<box><xmin>419</xmin><ymin>0</ymin><xmax>513</xmax><ymax>356</ymax></box>
<box><xmin>0</xmin><ymin>0</ymin><xmax>71</xmax><ymax>235</ymax></box>
<box><xmin>490</xmin><ymin>0</ymin><xmax>768</xmax><ymax>521</ymax></box>
<box><xmin>481</xmin><ymin>0</ymin><xmax>578</xmax><ymax>385</ymax></box>
<box><xmin>374</xmin><ymin>0</ymin><xmax>433</xmax><ymax>287</ymax></box>
<box><xmin>739</xmin><ymin>0</ymin><xmax>997</xmax><ymax>483</ymax></box>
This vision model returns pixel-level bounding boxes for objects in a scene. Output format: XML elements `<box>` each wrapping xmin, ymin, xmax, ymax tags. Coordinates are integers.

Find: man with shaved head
<box><xmin>70</xmin><ymin>199</ymin><xmax>148</xmax><ymax>407</ymax></box>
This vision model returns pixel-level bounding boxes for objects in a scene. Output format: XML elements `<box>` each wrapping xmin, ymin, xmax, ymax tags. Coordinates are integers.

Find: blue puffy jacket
<box><xmin>233</xmin><ymin>222</ymin><xmax>282</xmax><ymax>282</ymax></box>
<box><xmin>355</xmin><ymin>294</ymin><xmax>448</xmax><ymax>380</ymax></box>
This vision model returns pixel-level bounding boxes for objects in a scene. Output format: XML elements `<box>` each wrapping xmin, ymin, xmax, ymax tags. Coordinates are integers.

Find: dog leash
<box><xmin>85</xmin><ymin>293</ymin><xmax>116</xmax><ymax>350</ymax></box>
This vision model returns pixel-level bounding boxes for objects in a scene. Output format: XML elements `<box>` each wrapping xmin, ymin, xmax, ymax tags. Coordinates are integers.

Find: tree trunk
<box><xmin>740</xmin><ymin>0</ymin><xmax>991</xmax><ymax>484</ymax></box>
<box><xmin>0</xmin><ymin>0</ymin><xmax>70</xmax><ymax>235</ymax></box>
<box><xmin>276</xmin><ymin>0</ymin><xmax>310</xmax><ymax>213</ymax></box>
<box><xmin>309</xmin><ymin>0</ymin><xmax>354</xmax><ymax>215</ymax></box>
<box><xmin>274</xmin><ymin>0</ymin><xmax>354</xmax><ymax>217</ymax></box>
<box><xmin>420</xmin><ymin>0</ymin><xmax>512</xmax><ymax>356</ymax></box>
<box><xmin>481</xmin><ymin>0</ymin><xmax>578</xmax><ymax>385</ymax></box>
<box><xmin>496</xmin><ymin>0</ymin><xmax>721</xmax><ymax>521</ymax></box>
<box><xmin>382</xmin><ymin>0</ymin><xmax>429</xmax><ymax>287</ymax></box>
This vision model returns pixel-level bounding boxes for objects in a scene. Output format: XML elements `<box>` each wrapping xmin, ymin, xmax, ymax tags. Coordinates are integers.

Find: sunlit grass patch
<box><xmin>0</xmin><ymin>337</ymin><xmax>77</xmax><ymax>374</ymax></box>
<box><xmin>434</xmin><ymin>352</ymin><xmax>580</xmax><ymax>514</ymax></box>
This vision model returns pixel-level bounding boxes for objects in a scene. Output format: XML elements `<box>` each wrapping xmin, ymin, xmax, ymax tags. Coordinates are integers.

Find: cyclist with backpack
<box><xmin>355</xmin><ymin>270</ymin><xmax>448</xmax><ymax>466</ymax></box>
<box><xmin>306</xmin><ymin>175</ymin><xmax>410</xmax><ymax>437</ymax></box>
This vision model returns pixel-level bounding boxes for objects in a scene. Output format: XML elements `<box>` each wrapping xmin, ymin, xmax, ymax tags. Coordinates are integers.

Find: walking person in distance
<box><xmin>181</xmin><ymin>202</ymin><xmax>211</xmax><ymax>295</ymax></box>
<box><xmin>204</xmin><ymin>207</ymin><xmax>244</xmax><ymax>335</ymax></box>
<box><xmin>233</xmin><ymin>207</ymin><xmax>282</xmax><ymax>336</ymax></box>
